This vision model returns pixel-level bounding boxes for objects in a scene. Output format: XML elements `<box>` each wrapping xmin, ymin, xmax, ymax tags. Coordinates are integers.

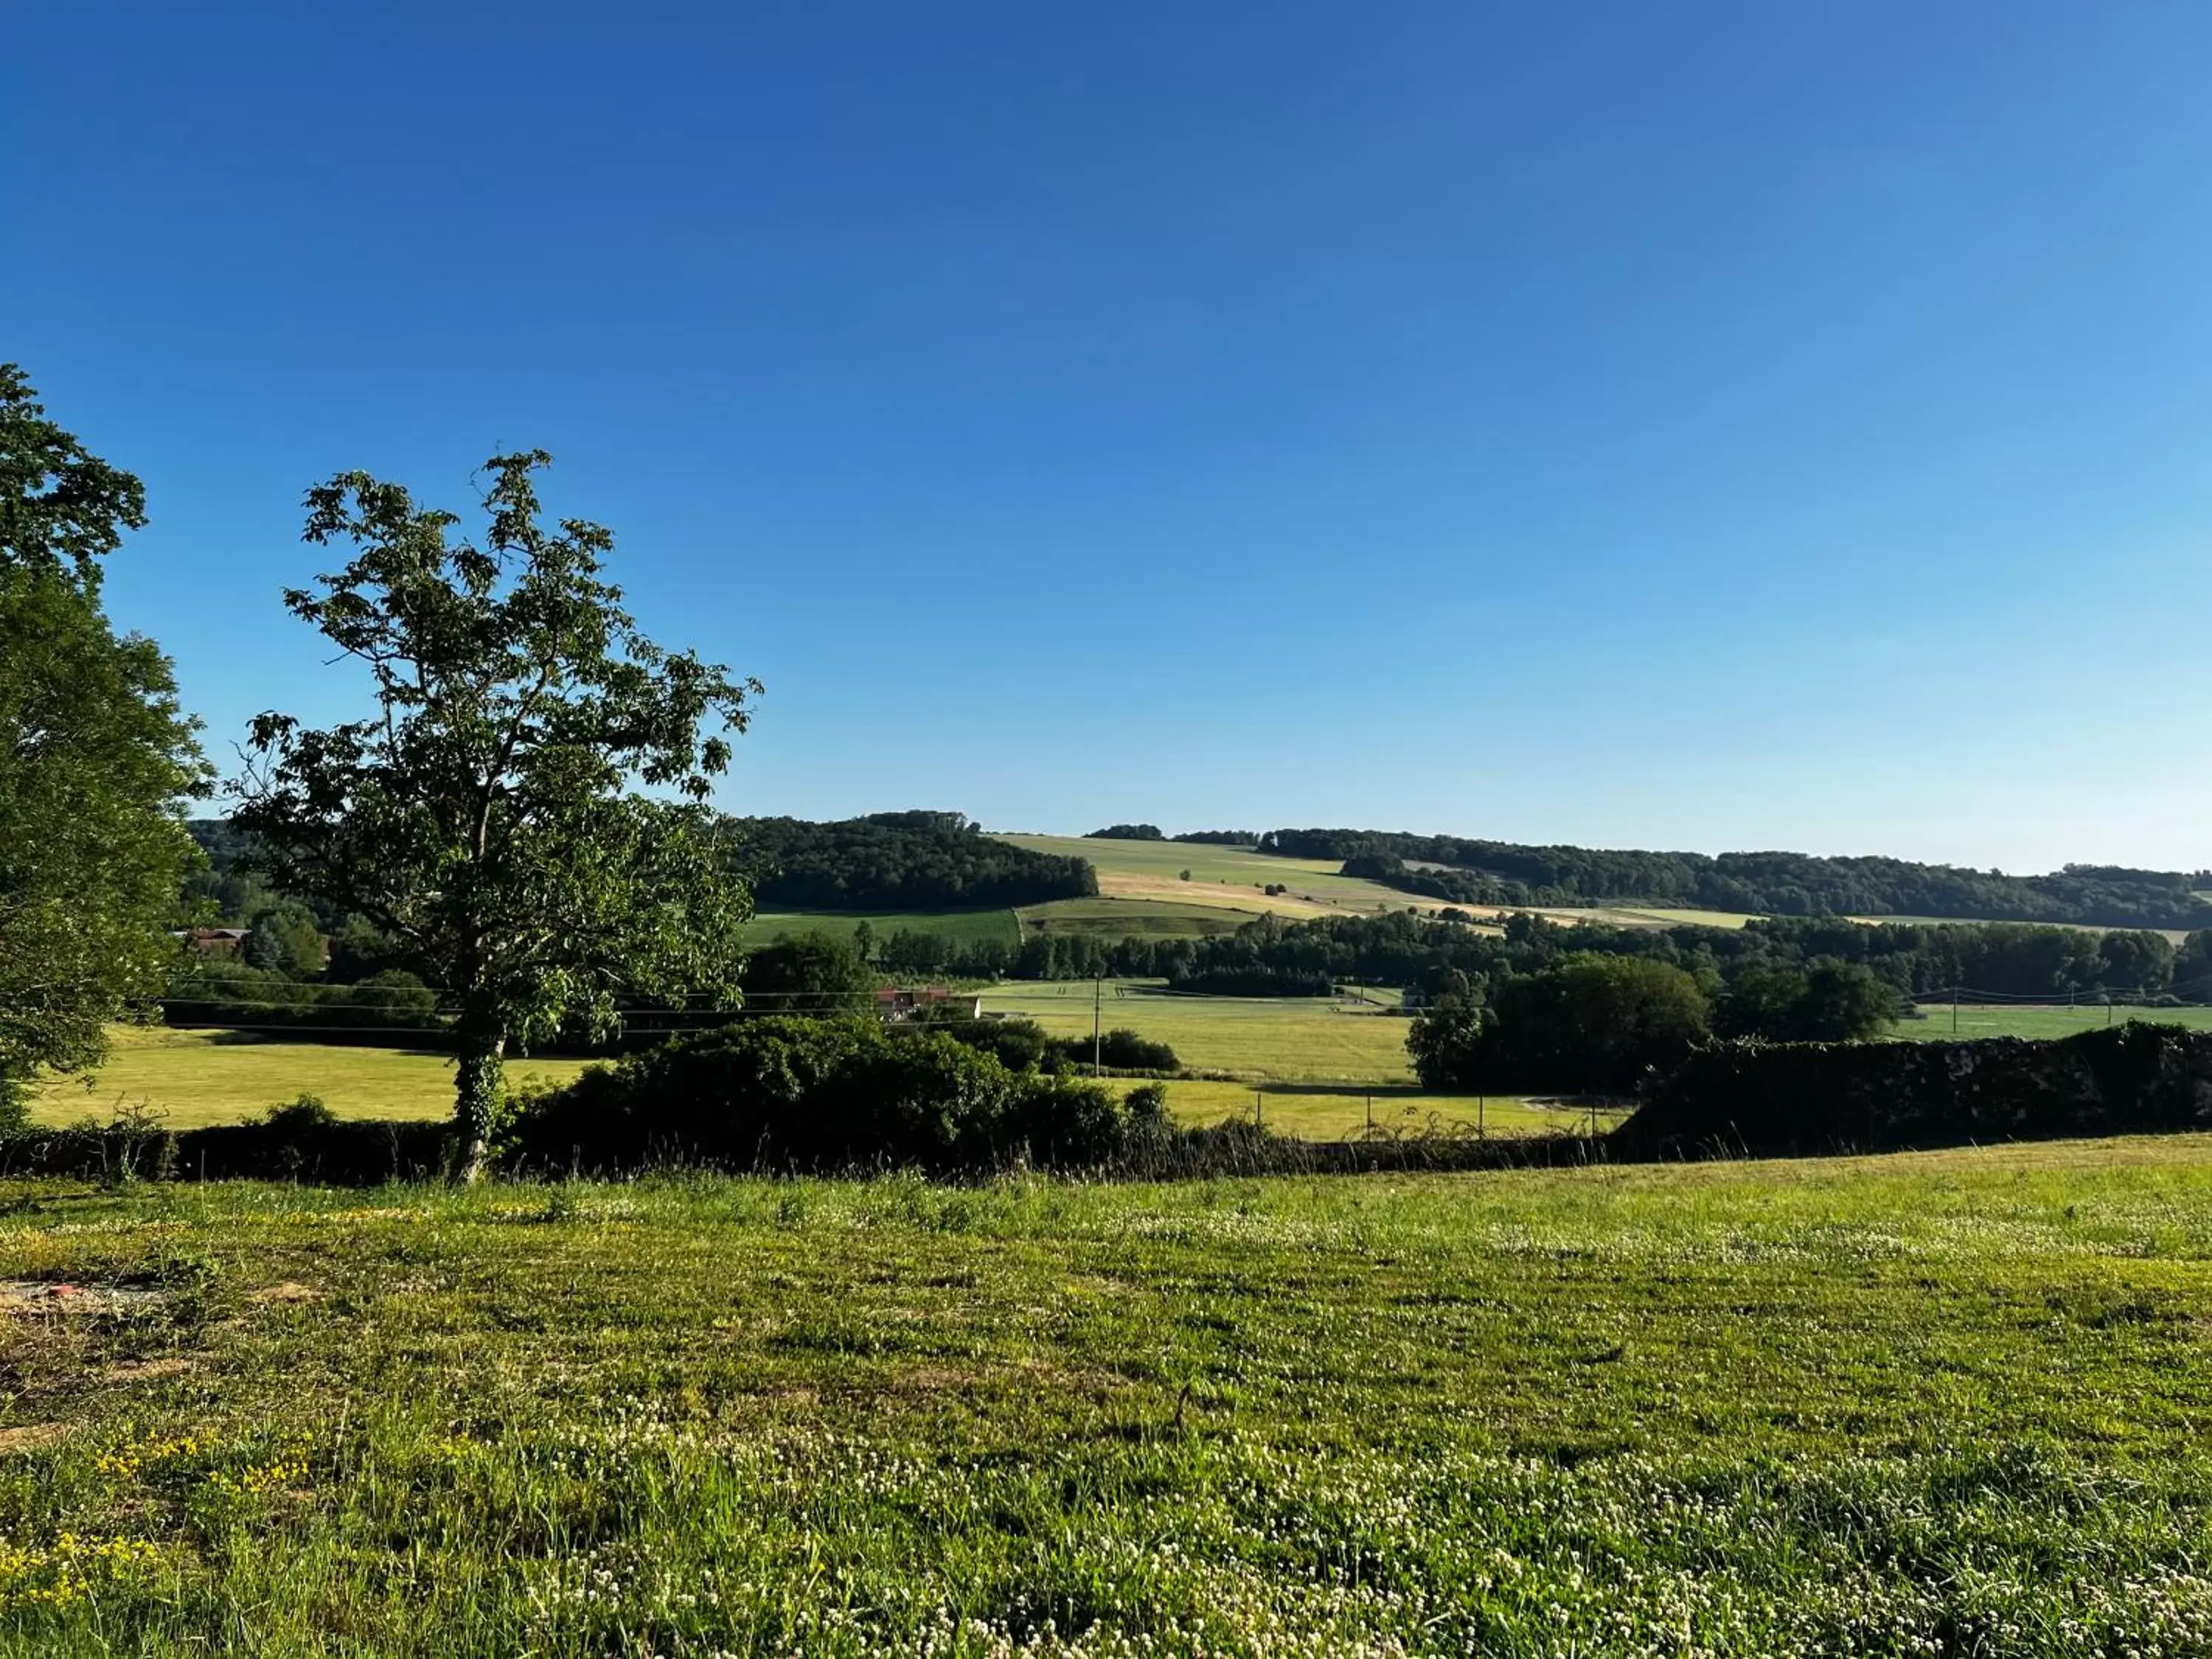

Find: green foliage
<box><xmin>507</xmin><ymin>1015</ymin><xmax>1145</xmax><ymax>1172</ymax></box>
<box><xmin>1721</xmin><ymin>960</ymin><xmax>1896</xmax><ymax>1042</ymax></box>
<box><xmin>1630</xmin><ymin>1023</ymin><xmax>2212</xmax><ymax>1156</ymax></box>
<box><xmin>1268</xmin><ymin>825</ymin><xmax>2212</xmax><ymax>931</ymax></box>
<box><xmin>1048</xmin><ymin>1027</ymin><xmax>1181</xmax><ymax>1074</ymax></box>
<box><xmin>0</xmin><ymin>368</ymin><xmax>206</xmax><ymax>1115</ymax></box>
<box><xmin>0</xmin><ymin>364</ymin><xmax>147</xmax><ymax>592</ymax></box>
<box><xmin>230</xmin><ymin>452</ymin><xmax>757</xmax><ymax>1175</ymax></box>
<box><xmin>732</xmin><ymin>812</ymin><xmax>1093</xmax><ymax>909</ymax></box>
<box><xmin>1425</xmin><ymin>953</ymin><xmax>1711</xmax><ymax>1093</ymax></box>
<box><xmin>1086</xmin><ymin>823</ymin><xmax>1164</xmax><ymax>841</ymax></box>
<box><xmin>742</xmin><ymin>931</ymin><xmax>877</xmax><ymax>1009</ymax></box>
<box><xmin>7</xmin><ymin>1151</ymin><xmax>2212</xmax><ymax>1649</ymax></box>
<box><xmin>1407</xmin><ymin>980</ymin><xmax>1489</xmax><ymax>1090</ymax></box>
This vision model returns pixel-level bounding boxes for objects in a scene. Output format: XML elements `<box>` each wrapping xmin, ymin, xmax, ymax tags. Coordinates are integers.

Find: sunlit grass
<box><xmin>4</xmin><ymin>1138</ymin><xmax>2212</xmax><ymax>1650</ymax></box>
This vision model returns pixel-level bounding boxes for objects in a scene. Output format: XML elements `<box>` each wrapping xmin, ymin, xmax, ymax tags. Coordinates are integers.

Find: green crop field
<box><xmin>981</xmin><ymin>980</ymin><xmax>1419</xmax><ymax>1080</ymax></box>
<box><xmin>998</xmin><ymin>833</ymin><xmax>1434</xmax><ymax>922</ymax></box>
<box><xmin>5</xmin><ymin>1137</ymin><xmax>2212</xmax><ymax>1652</ymax></box>
<box><xmin>1017</xmin><ymin>897</ymin><xmax>1253</xmax><ymax>939</ymax></box>
<box><xmin>27</xmin><ymin>1029</ymin><xmax>595</xmax><ymax>1130</ymax></box>
<box><xmin>1893</xmin><ymin>1003</ymin><xmax>2212</xmax><ymax>1042</ymax></box>
<box><xmin>1161</xmin><ymin>1079</ymin><xmax>1618</xmax><ymax>1139</ymax></box>
<box><xmin>746</xmin><ymin>908</ymin><xmax>1021</xmax><ymax>947</ymax></box>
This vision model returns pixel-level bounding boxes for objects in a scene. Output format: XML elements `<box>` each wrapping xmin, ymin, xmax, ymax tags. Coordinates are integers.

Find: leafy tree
<box><xmin>232</xmin><ymin>452</ymin><xmax>758</xmax><ymax>1178</ymax></box>
<box><xmin>2098</xmin><ymin>929</ymin><xmax>2175</xmax><ymax>997</ymax></box>
<box><xmin>2178</xmin><ymin>931</ymin><xmax>2212</xmax><ymax>1004</ymax></box>
<box><xmin>1475</xmin><ymin>955</ymin><xmax>1711</xmax><ymax>1093</ymax></box>
<box><xmin>1406</xmin><ymin>974</ymin><xmax>1489</xmax><ymax>1090</ymax></box>
<box><xmin>1791</xmin><ymin>961</ymin><xmax>1897</xmax><ymax>1041</ymax></box>
<box><xmin>0</xmin><ymin>367</ymin><xmax>206</xmax><ymax>1120</ymax></box>
<box><xmin>850</xmin><ymin>919</ymin><xmax>875</xmax><ymax>964</ymax></box>
<box><xmin>742</xmin><ymin>931</ymin><xmax>877</xmax><ymax>1008</ymax></box>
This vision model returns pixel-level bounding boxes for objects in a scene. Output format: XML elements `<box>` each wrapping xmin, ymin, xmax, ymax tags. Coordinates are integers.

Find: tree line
<box><xmin>734</xmin><ymin>811</ymin><xmax>1095</xmax><ymax>909</ymax></box>
<box><xmin>1263</xmin><ymin>827</ymin><xmax>2212</xmax><ymax>931</ymax></box>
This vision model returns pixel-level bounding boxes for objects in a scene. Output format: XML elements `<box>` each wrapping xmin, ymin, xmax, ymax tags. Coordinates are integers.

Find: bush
<box><xmin>1047</xmin><ymin>1027</ymin><xmax>1180</xmax><ymax>1074</ymax></box>
<box><xmin>1621</xmin><ymin>1023</ymin><xmax>2212</xmax><ymax>1157</ymax></box>
<box><xmin>504</xmin><ymin>1015</ymin><xmax>1160</xmax><ymax>1174</ymax></box>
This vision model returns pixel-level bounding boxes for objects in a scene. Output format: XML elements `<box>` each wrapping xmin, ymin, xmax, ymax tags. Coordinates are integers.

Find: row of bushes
<box><xmin>503</xmin><ymin>1017</ymin><xmax>1173</xmax><ymax>1174</ymax></box>
<box><xmin>1618</xmin><ymin>1022</ymin><xmax>2212</xmax><ymax>1157</ymax></box>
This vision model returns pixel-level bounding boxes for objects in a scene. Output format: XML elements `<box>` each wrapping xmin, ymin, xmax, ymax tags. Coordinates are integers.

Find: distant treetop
<box><xmin>1086</xmin><ymin>824</ymin><xmax>1165</xmax><ymax>841</ymax></box>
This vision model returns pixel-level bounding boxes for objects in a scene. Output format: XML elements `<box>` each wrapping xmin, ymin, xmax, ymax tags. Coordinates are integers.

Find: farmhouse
<box><xmin>874</xmin><ymin>986</ymin><xmax>984</xmax><ymax>1022</ymax></box>
<box><xmin>173</xmin><ymin>927</ymin><xmax>251</xmax><ymax>957</ymax></box>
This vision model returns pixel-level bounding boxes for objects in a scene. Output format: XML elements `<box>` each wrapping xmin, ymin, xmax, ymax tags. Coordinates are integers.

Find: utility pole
<box><xmin>1093</xmin><ymin>973</ymin><xmax>1103</xmax><ymax>1077</ymax></box>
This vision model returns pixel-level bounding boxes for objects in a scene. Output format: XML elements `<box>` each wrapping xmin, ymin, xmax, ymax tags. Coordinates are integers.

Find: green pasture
<box><xmin>745</xmin><ymin>907</ymin><xmax>1020</xmax><ymax>947</ymax></box>
<box><xmin>1893</xmin><ymin>1002</ymin><xmax>2212</xmax><ymax>1042</ymax></box>
<box><xmin>1162</xmin><ymin>1078</ymin><xmax>1616</xmax><ymax>1139</ymax></box>
<box><xmin>998</xmin><ymin>832</ymin><xmax>1429</xmax><ymax>920</ymax></box>
<box><xmin>981</xmin><ymin>978</ymin><xmax>1417</xmax><ymax>1080</ymax></box>
<box><xmin>1017</xmin><ymin>896</ymin><xmax>1253</xmax><ymax>939</ymax></box>
<box><xmin>27</xmin><ymin>1029</ymin><xmax>594</xmax><ymax>1129</ymax></box>
<box><xmin>7</xmin><ymin>1138</ymin><xmax>2212</xmax><ymax>1651</ymax></box>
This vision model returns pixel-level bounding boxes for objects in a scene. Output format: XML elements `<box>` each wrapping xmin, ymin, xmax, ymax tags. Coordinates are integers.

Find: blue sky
<box><xmin>7</xmin><ymin>2</ymin><xmax>2210</xmax><ymax>872</ymax></box>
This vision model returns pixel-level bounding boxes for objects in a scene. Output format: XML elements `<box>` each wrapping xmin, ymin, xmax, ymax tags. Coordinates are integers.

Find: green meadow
<box><xmin>746</xmin><ymin>908</ymin><xmax>1021</xmax><ymax>947</ymax></box>
<box><xmin>5</xmin><ymin>1138</ymin><xmax>2212</xmax><ymax>1652</ymax></box>
<box><xmin>979</xmin><ymin>981</ymin><xmax>1419</xmax><ymax>1081</ymax></box>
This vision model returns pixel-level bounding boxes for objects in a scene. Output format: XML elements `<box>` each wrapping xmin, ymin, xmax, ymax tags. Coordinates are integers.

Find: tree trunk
<box><xmin>453</xmin><ymin>1012</ymin><xmax>507</xmax><ymax>1183</ymax></box>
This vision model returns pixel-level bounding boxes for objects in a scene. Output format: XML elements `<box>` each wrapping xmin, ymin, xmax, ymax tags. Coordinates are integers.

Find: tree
<box><xmin>232</xmin><ymin>452</ymin><xmax>759</xmax><ymax>1178</ymax></box>
<box><xmin>0</xmin><ymin>367</ymin><xmax>206</xmax><ymax>1119</ymax></box>
<box><xmin>1790</xmin><ymin>961</ymin><xmax>1896</xmax><ymax>1042</ymax></box>
<box><xmin>1478</xmin><ymin>954</ymin><xmax>1711</xmax><ymax>1093</ymax></box>
<box><xmin>2178</xmin><ymin>931</ymin><xmax>2212</xmax><ymax>1004</ymax></box>
<box><xmin>2098</xmin><ymin>929</ymin><xmax>2175</xmax><ymax>998</ymax></box>
<box><xmin>1406</xmin><ymin>974</ymin><xmax>1489</xmax><ymax>1091</ymax></box>
<box><xmin>742</xmin><ymin>931</ymin><xmax>877</xmax><ymax>1006</ymax></box>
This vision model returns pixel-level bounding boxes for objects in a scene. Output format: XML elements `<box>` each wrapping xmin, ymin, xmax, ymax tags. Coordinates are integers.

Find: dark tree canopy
<box><xmin>1267</xmin><ymin>827</ymin><xmax>2212</xmax><ymax>932</ymax></box>
<box><xmin>0</xmin><ymin>365</ymin><xmax>147</xmax><ymax>593</ymax></box>
<box><xmin>0</xmin><ymin>366</ymin><xmax>205</xmax><ymax>1117</ymax></box>
<box><xmin>232</xmin><ymin>452</ymin><xmax>758</xmax><ymax>1176</ymax></box>
<box><xmin>732</xmin><ymin>813</ymin><xmax>1094</xmax><ymax>910</ymax></box>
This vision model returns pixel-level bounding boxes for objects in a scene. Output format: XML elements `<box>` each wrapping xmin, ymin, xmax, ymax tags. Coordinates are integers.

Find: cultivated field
<box><xmin>4</xmin><ymin>1138</ymin><xmax>2212</xmax><ymax>1652</ymax></box>
<box><xmin>27</xmin><ymin>1029</ymin><xmax>594</xmax><ymax>1129</ymax></box>
<box><xmin>747</xmin><ymin>908</ymin><xmax>1021</xmax><ymax>947</ymax></box>
<box><xmin>1894</xmin><ymin>1002</ymin><xmax>2212</xmax><ymax>1041</ymax></box>
<box><xmin>32</xmin><ymin>1027</ymin><xmax>1498</xmax><ymax>1136</ymax></box>
<box><xmin>981</xmin><ymin>980</ymin><xmax>1419</xmax><ymax>1080</ymax></box>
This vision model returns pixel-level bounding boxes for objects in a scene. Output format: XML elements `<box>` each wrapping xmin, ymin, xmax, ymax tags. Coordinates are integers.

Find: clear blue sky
<box><xmin>7</xmin><ymin>2</ymin><xmax>2210</xmax><ymax>872</ymax></box>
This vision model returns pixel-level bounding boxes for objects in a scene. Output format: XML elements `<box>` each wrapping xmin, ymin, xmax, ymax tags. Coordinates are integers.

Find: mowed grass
<box><xmin>998</xmin><ymin>833</ymin><xmax>1435</xmax><ymax>922</ymax></box>
<box><xmin>1893</xmin><ymin>1003</ymin><xmax>2212</xmax><ymax>1042</ymax></box>
<box><xmin>28</xmin><ymin>1029</ymin><xmax>594</xmax><ymax>1129</ymax></box>
<box><xmin>746</xmin><ymin>908</ymin><xmax>1020</xmax><ymax>947</ymax></box>
<box><xmin>1017</xmin><ymin>897</ymin><xmax>1255</xmax><ymax>940</ymax></box>
<box><xmin>9</xmin><ymin>1141</ymin><xmax>2212</xmax><ymax>1652</ymax></box>
<box><xmin>1161</xmin><ymin>1079</ymin><xmax>1618</xmax><ymax>1139</ymax></box>
<box><xmin>981</xmin><ymin>980</ymin><xmax>1417</xmax><ymax>1081</ymax></box>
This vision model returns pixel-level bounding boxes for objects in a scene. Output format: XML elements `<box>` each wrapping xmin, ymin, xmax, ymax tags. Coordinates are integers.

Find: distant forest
<box><xmin>728</xmin><ymin>811</ymin><xmax>1095</xmax><ymax>910</ymax></box>
<box><xmin>1255</xmin><ymin>828</ymin><xmax>2212</xmax><ymax>931</ymax></box>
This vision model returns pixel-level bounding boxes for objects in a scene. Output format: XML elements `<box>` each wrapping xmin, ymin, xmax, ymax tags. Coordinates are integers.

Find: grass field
<box><xmin>747</xmin><ymin>908</ymin><xmax>1021</xmax><ymax>947</ymax></box>
<box><xmin>981</xmin><ymin>980</ymin><xmax>1418</xmax><ymax>1080</ymax></box>
<box><xmin>30</xmin><ymin>1026</ymin><xmax>1467</xmax><ymax>1133</ymax></box>
<box><xmin>1016</xmin><ymin>897</ymin><xmax>1253</xmax><ymax>939</ymax></box>
<box><xmin>28</xmin><ymin>1029</ymin><xmax>594</xmax><ymax>1129</ymax></box>
<box><xmin>1161</xmin><ymin>1079</ymin><xmax>1616</xmax><ymax>1139</ymax></box>
<box><xmin>999</xmin><ymin>834</ymin><xmax>1435</xmax><ymax>922</ymax></box>
<box><xmin>1893</xmin><ymin>1002</ymin><xmax>2212</xmax><ymax>1041</ymax></box>
<box><xmin>6</xmin><ymin>1138</ymin><xmax>2212</xmax><ymax>1651</ymax></box>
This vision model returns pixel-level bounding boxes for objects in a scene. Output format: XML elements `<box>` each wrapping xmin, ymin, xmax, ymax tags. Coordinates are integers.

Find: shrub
<box><xmin>504</xmin><ymin>1015</ymin><xmax>1160</xmax><ymax>1174</ymax></box>
<box><xmin>1046</xmin><ymin>1027</ymin><xmax>1180</xmax><ymax>1074</ymax></box>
